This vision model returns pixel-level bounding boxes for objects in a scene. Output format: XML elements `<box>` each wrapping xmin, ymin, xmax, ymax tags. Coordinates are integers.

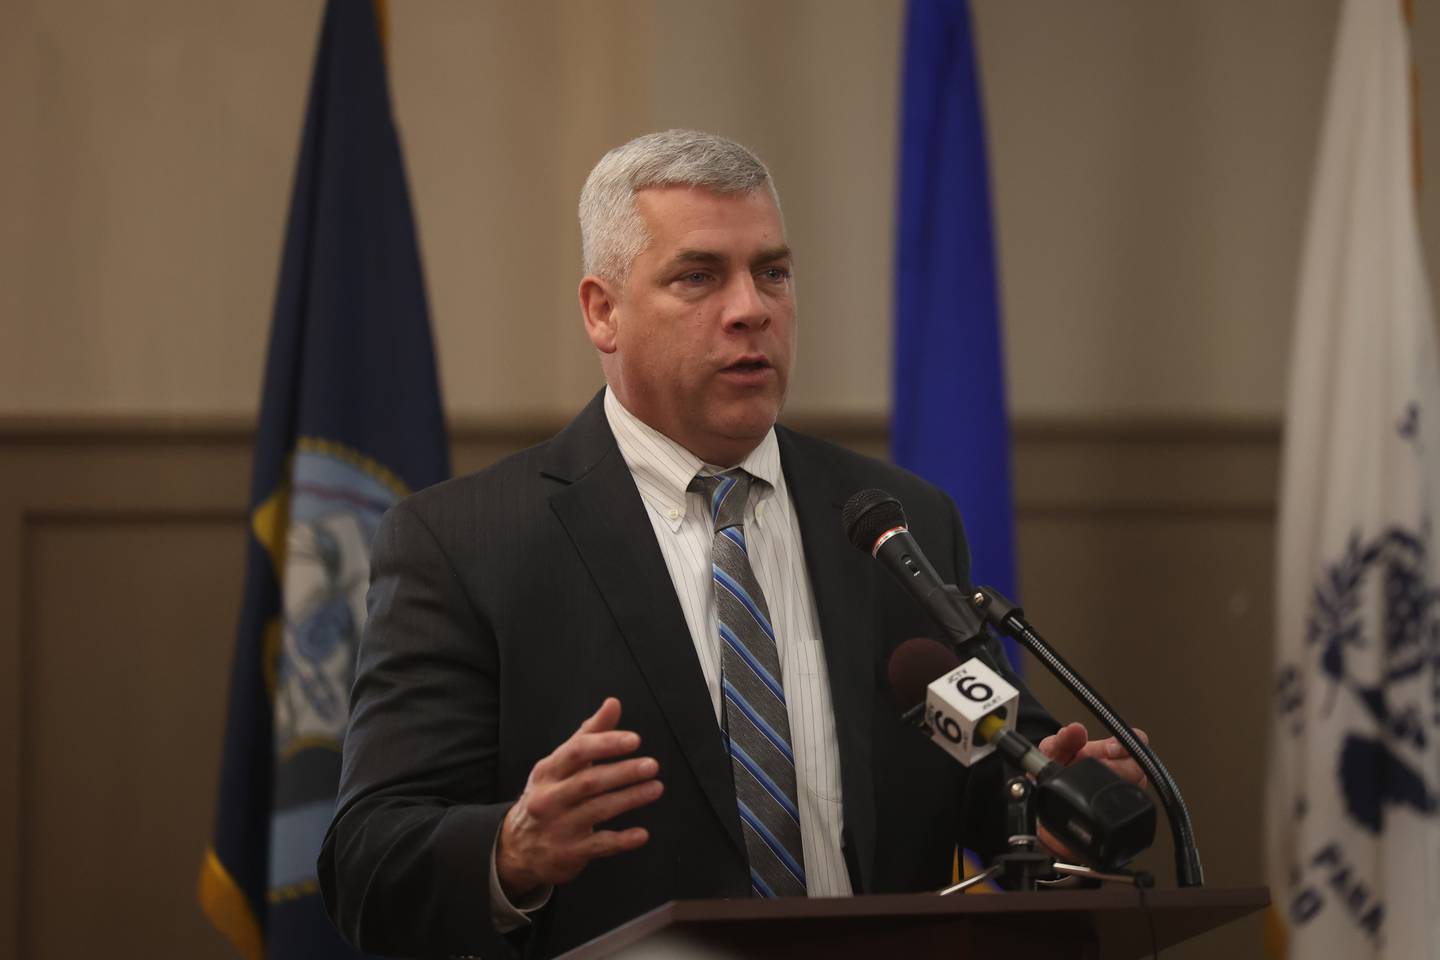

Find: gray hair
<box><xmin>579</xmin><ymin>129</ymin><xmax>780</xmax><ymax>283</ymax></box>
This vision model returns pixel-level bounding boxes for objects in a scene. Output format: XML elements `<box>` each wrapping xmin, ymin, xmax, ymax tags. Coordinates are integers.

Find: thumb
<box><xmin>1038</xmin><ymin>722</ymin><xmax>1087</xmax><ymax>765</ymax></box>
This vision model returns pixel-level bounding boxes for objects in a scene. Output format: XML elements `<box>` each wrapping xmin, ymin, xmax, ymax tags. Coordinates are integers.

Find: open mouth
<box><xmin>724</xmin><ymin>358</ymin><xmax>771</xmax><ymax>373</ymax></box>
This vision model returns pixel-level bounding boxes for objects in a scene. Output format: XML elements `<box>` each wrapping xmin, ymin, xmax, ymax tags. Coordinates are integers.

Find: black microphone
<box><xmin>887</xmin><ymin>637</ymin><xmax>1156</xmax><ymax>869</ymax></box>
<box><xmin>841</xmin><ymin>490</ymin><xmax>985</xmax><ymax>646</ymax></box>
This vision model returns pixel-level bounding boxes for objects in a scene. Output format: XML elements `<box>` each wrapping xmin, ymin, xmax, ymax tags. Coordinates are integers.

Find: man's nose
<box><xmin>721</xmin><ymin>274</ymin><xmax>769</xmax><ymax>331</ymax></box>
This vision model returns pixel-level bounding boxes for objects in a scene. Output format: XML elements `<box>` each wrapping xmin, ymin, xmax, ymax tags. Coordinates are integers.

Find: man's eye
<box><xmin>761</xmin><ymin>267</ymin><xmax>791</xmax><ymax>282</ymax></box>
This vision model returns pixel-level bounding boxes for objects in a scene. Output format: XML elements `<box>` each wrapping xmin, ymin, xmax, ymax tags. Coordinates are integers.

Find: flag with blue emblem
<box><xmin>199</xmin><ymin>2</ymin><xmax>449</xmax><ymax>957</ymax></box>
<box><xmin>1267</xmin><ymin>1</ymin><xmax>1440</xmax><ymax>957</ymax></box>
<box><xmin>893</xmin><ymin>0</ymin><xmax>1019</xmax><ymax>668</ymax></box>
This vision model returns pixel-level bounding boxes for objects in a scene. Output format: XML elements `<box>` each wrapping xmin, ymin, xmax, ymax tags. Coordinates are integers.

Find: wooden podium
<box><xmin>556</xmin><ymin>887</ymin><xmax>1270</xmax><ymax>959</ymax></box>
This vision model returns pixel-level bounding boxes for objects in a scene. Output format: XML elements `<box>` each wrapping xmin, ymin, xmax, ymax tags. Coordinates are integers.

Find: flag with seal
<box><xmin>1267</xmin><ymin>0</ymin><xmax>1440</xmax><ymax>956</ymax></box>
<box><xmin>198</xmin><ymin>2</ymin><xmax>449</xmax><ymax>956</ymax></box>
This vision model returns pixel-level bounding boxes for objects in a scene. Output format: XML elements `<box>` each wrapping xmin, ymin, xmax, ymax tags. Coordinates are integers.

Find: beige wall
<box><xmin>10</xmin><ymin>0</ymin><xmax>1438</xmax><ymax>422</ymax></box>
<box><xmin>4</xmin><ymin>2</ymin><xmax>1437</xmax><ymax>958</ymax></box>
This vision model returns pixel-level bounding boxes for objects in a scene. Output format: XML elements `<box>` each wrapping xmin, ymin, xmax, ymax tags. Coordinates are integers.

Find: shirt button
<box><xmin>667</xmin><ymin>507</ymin><xmax>680</xmax><ymax>520</ymax></box>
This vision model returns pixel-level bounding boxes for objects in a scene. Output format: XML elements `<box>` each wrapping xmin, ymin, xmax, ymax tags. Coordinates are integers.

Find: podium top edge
<box><xmin>661</xmin><ymin>886</ymin><xmax>1270</xmax><ymax>922</ymax></box>
<box><xmin>555</xmin><ymin>887</ymin><xmax>1270</xmax><ymax>960</ymax></box>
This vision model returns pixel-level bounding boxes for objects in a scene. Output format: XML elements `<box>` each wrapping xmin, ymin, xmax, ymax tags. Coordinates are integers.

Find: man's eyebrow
<box><xmin>663</xmin><ymin>246</ymin><xmax>794</xmax><ymax>270</ymax></box>
<box><xmin>752</xmin><ymin>245</ymin><xmax>792</xmax><ymax>267</ymax></box>
<box><xmin>666</xmin><ymin>249</ymin><xmax>726</xmax><ymax>268</ymax></box>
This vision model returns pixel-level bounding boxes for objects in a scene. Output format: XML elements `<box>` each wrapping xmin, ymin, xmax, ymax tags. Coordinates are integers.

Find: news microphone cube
<box><xmin>923</xmin><ymin>657</ymin><xmax>1019</xmax><ymax>766</ymax></box>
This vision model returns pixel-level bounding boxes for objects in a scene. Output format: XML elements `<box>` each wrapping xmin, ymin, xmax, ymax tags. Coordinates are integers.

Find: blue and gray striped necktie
<box><xmin>690</xmin><ymin>469</ymin><xmax>807</xmax><ymax>898</ymax></box>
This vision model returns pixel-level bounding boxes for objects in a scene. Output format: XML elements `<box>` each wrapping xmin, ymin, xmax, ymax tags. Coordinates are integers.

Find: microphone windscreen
<box><xmin>887</xmin><ymin>637</ymin><xmax>961</xmax><ymax>709</ymax></box>
<box><xmin>841</xmin><ymin>489</ymin><xmax>906</xmax><ymax>552</ymax></box>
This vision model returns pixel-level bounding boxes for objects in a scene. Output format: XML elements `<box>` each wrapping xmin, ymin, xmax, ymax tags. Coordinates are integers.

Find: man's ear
<box><xmin>579</xmin><ymin>276</ymin><xmax>620</xmax><ymax>354</ymax></box>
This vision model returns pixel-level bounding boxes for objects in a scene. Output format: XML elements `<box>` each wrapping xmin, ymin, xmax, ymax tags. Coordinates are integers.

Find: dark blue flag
<box><xmin>199</xmin><ymin>2</ymin><xmax>448</xmax><ymax>956</ymax></box>
<box><xmin>894</xmin><ymin>0</ymin><xmax>1018</xmax><ymax>667</ymax></box>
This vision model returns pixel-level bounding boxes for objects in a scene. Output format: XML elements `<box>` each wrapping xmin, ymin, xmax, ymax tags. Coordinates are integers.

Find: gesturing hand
<box><xmin>496</xmin><ymin>698</ymin><xmax>663</xmax><ymax>900</ymax></box>
<box><xmin>1034</xmin><ymin>722</ymin><xmax>1150</xmax><ymax>863</ymax></box>
<box><xmin>1038</xmin><ymin>721</ymin><xmax>1150</xmax><ymax>790</ymax></box>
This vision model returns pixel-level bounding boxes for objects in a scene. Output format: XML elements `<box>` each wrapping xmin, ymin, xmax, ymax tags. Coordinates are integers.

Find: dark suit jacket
<box><xmin>319</xmin><ymin>392</ymin><xmax>1056</xmax><ymax>958</ymax></box>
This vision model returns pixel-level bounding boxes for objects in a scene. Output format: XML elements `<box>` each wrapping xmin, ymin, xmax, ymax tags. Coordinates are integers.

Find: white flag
<box><xmin>1267</xmin><ymin>0</ymin><xmax>1440</xmax><ymax>957</ymax></box>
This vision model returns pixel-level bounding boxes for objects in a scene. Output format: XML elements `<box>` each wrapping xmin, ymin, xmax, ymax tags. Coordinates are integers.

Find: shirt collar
<box><xmin>603</xmin><ymin>386</ymin><xmax>781</xmax><ymax>531</ymax></box>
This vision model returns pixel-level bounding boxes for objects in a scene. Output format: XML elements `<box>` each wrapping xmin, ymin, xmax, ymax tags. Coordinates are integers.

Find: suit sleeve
<box><xmin>936</xmin><ymin>491</ymin><xmax>1061</xmax><ymax>867</ymax></box>
<box><xmin>318</xmin><ymin>498</ymin><xmax>523</xmax><ymax>959</ymax></box>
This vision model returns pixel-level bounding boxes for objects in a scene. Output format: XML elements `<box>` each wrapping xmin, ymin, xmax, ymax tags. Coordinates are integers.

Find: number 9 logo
<box><xmin>955</xmin><ymin>674</ymin><xmax>993</xmax><ymax>703</ymax></box>
<box><xmin>929</xmin><ymin>707</ymin><xmax>964</xmax><ymax>744</ymax></box>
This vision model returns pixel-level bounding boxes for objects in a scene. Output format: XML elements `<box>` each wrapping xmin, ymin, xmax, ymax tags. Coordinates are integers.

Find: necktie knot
<box><xmin>690</xmin><ymin>469</ymin><xmax>752</xmax><ymax>532</ymax></box>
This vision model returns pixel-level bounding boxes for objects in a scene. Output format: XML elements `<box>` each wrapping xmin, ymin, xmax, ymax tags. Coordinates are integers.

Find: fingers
<box><xmin>1038</xmin><ymin>722</ymin><xmax>1088</xmax><ymax>765</ymax></box>
<box><xmin>583</xmin><ymin>827</ymin><xmax>651</xmax><ymax>861</ymax></box>
<box><xmin>543</xmin><ymin>703</ymin><xmax>643</xmax><ymax>782</ymax></box>
<box><xmin>1094</xmin><ymin>753</ymin><xmax>1148</xmax><ymax>789</ymax></box>
<box><xmin>546</xmin><ymin>755</ymin><xmax>660</xmax><ymax>811</ymax></box>
<box><xmin>1100</xmin><ymin>728</ymin><xmax>1149</xmax><ymax>757</ymax></box>
<box><xmin>542</xmin><ymin>730</ymin><xmax>640</xmax><ymax>780</ymax></box>
<box><xmin>571</xmin><ymin>776</ymin><xmax>665</xmax><ymax>829</ymax></box>
<box><xmin>1089</xmin><ymin>729</ymin><xmax>1151</xmax><ymax>789</ymax></box>
<box><xmin>496</xmin><ymin>698</ymin><xmax>663</xmax><ymax>895</ymax></box>
<box><xmin>1095</xmin><ymin>729</ymin><xmax>1149</xmax><ymax>765</ymax></box>
<box><xmin>1042</xmin><ymin>724</ymin><xmax>1153</xmax><ymax>790</ymax></box>
<box><xmin>579</xmin><ymin>696</ymin><xmax>622</xmax><ymax>734</ymax></box>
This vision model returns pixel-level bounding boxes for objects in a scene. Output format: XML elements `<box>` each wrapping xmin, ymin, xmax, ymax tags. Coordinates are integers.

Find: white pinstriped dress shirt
<box><xmin>602</xmin><ymin>387</ymin><xmax>852</xmax><ymax>897</ymax></box>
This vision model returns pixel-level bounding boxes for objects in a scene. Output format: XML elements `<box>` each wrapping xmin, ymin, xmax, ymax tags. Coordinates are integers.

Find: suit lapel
<box><xmin>542</xmin><ymin>395</ymin><xmax>745</xmax><ymax>854</ymax></box>
<box><xmin>777</xmin><ymin>429</ymin><xmax>878</xmax><ymax>893</ymax></box>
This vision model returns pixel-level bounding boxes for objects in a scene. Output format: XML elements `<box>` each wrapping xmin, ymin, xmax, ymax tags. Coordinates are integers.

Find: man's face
<box><xmin>586</xmin><ymin>185</ymin><xmax>796</xmax><ymax>466</ymax></box>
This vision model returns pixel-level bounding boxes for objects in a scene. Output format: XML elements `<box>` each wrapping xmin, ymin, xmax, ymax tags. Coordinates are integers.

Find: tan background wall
<box><xmin>13</xmin><ymin>0</ymin><xmax>1440</xmax><ymax>421</ymax></box>
<box><xmin>2</xmin><ymin>0</ymin><xmax>1433</xmax><ymax>958</ymax></box>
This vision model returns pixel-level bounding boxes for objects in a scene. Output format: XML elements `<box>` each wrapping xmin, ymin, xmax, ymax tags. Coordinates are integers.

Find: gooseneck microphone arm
<box><xmin>970</xmin><ymin>585</ymin><xmax>1205</xmax><ymax>888</ymax></box>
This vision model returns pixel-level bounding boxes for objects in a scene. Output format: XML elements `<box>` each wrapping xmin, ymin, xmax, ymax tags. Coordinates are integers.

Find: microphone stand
<box><xmin>969</xmin><ymin>586</ymin><xmax>1205</xmax><ymax>888</ymax></box>
<box><xmin>938</xmin><ymin>775</ymin><xmax>1155</xmax><ymax>894</ymax></box>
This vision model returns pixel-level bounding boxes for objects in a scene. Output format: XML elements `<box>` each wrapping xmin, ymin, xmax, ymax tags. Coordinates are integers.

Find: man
<box><xmin>319</xmin><ymin>130</ymin><xmax>1143</xmax><ymax>958</ymax></box>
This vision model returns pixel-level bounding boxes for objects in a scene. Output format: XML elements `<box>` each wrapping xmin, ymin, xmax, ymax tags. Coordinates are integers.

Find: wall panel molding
<box><xmin>0</xmin><ymin>412</ymin><xmax>1282</xmax><ymax>498</ymax></box>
